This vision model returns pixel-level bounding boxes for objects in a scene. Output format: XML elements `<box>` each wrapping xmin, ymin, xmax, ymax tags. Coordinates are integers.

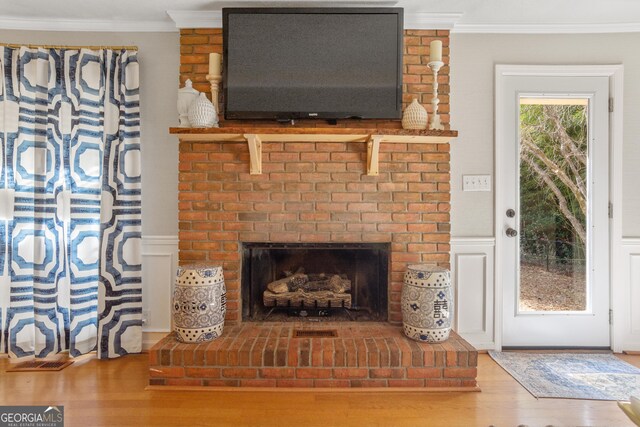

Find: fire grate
<box><xmin>6</xmin><ymin>360</ymin><xmax>74</xmax><ymax>372</ymax></box>
<box><xmin>293</xmin><ymin>329</ymin><xmax>338</xmax><ymax>338</ymax></box>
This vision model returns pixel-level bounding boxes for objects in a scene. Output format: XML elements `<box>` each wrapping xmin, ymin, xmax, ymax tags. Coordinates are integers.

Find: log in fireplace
<box><xmin>241</xmin><ymin>242</ymin><xmax>389</xmax><ymax>321</ymax></box>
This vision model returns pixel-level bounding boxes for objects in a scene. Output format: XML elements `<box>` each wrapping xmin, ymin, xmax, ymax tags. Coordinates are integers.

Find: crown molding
<box><xmin>167</xmin><ymin>11</ymin><xmax>640</xmax><ymax>33</ymax></box>
<box><xmin>167</xmin><ymin>10</ymin><xmax>222</xmax><ymax>29</ymax></box>
<box><xmin>405</xmin><ymin>13</ymin><xmax>462</xmax><ymax>30</ymax></box>
<box><xmin>3</xmin><ymin>11</ymin><xmax>640</xmax><ymax>34</ymax></box>
<box><xmin>167</xmin><ymin>10</ymin><xmax>462</xmax><ymax>30</ymax></box>
<box><xmin>0</xmin><ymin>16</ymin><xmax>176</xmax><ymax>32</ymax></box>
<box><xmin>453</xmin><ymin>22</ymin><xmax>640</xmax><ymax>34</ymax></box>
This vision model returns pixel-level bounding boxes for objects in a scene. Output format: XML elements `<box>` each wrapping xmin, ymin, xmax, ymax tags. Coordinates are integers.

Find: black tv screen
<box><xmin>222</xmin><ymin>8</ymin><xmax>403</xmax><ymax>121</ymax></box>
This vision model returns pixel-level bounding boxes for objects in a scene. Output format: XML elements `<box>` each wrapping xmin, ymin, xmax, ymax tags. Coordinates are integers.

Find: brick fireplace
<box><xmin>178</xmin><ymin>138</ymin><xmax>451</xmax><ymax>324</ymax></box>
<box><xmin>177</xmin><ymin>28</ymin><xmax>453</xmax><ymax>325</ymax></box>
<box><xmin>148</xmin><ymin>27</ymin><xmax>479</xmax><ymax>390</ymax></box>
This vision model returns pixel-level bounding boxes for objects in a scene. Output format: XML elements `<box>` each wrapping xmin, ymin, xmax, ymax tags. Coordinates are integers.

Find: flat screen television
<box><xmin>222</xmin><ymin>8</ymin><xmax>403</xmax><ymax>122</ymax></box>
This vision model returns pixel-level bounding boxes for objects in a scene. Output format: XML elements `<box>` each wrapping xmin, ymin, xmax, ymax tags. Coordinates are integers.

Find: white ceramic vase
<box><xmin>401</xmin><ymin>264</ymin><xmax>453</xmax><ymax>343</ymax></box>
<box><xmin>188</xmin><ymin>93</ymin><xmax>218</xmax><ymax>128</ymax></box>
<box><xmin>172</xmin><ymin>265</ymin><xmax>227</xmax><ymax>343</ymax></box>
<box><xmin>177</xmin><ymin>79</ymin><xmax>199</xmax><ymax>128</ymax></box>
<box><xmin>402</xmin><ymin>98</ymin><xmax>428</xmax><ymax>130</ymax></box>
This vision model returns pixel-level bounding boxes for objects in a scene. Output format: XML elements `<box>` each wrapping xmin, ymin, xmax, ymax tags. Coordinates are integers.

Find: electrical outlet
<box><xmin>142</xmin><ymin>310</ymin><xmax>150</xmax><ymax>325</ymax></box>
<box><xmin>463</xmin><ymin>175</ymin><xmax>492</xmax><ymax>192</ymax></box>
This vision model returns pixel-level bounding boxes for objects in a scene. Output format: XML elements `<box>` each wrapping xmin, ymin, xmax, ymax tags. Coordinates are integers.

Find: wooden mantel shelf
<box><xmin>169</xmin><ymin>127</ymin><xmax>458</xmax><ymax>176</ymax></box>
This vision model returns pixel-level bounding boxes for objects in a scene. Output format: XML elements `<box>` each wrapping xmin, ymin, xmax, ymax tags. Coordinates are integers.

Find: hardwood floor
<box><xmin>1</xmin><ymin>353</ymin><xmax>637</xmax><ymax>426</ymax></box>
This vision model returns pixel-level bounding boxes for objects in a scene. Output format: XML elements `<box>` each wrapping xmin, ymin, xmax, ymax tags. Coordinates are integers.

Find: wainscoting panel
<box><xmin>620</xmin><ymin>238</ymin><xmax>640</xmax><ymax>351</ymax></box>
<box><xmin>451</xmin><ymin>238</ymin><xmax>495</xmax><ymax>349</ymax></box>
<box><xmin>142</xmin><ymin>236</ymin><xmax>178</xmax><ymax>349</ymax></box>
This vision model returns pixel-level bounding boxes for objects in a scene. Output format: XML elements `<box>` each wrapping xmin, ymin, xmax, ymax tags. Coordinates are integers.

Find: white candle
<box><xmin>430</xmin><ymin>40</ymin><xmax>442</xmax><ymax>63</ymax></box>
<box><xmin>209</xmin><ymin>53</ymin><xmax>222</xmax><ymax>76</ymax></box>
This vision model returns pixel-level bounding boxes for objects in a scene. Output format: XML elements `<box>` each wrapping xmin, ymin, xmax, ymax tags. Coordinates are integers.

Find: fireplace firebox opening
<box><xmin>241</xmin><ymin>242</ymin><xmax>389</xmax><ymax>321</ymax></box>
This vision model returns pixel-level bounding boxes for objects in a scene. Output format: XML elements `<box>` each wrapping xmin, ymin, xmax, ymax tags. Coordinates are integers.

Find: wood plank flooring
<box><xmin>1</xmin><ymin>353</ymin><xmax>638</xmax><ymax>426</ymax></box>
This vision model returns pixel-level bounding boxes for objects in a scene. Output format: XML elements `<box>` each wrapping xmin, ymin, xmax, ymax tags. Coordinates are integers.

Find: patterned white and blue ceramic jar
<box><xmin>401</xmin><ymin>264</ymin><xmax>452</xmax><ymax>343</ymax></box>
<box><xmin>173</xmin><ymin>265</ymin><xmax>226</xmax><ymax>343</ymax></box>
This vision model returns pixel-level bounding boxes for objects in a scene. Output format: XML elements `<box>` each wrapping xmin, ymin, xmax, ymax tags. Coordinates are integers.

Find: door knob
<box><xmin>506</xmin><ymin>228</ymin><xmax>518</xmax><ymax>237</ymax></box>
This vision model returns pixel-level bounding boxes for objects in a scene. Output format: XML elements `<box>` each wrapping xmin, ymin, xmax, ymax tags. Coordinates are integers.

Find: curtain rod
<box><xmin>0</xmin><ymin>43</ymin><xmax>138</xmax><ymax>51</ymax></box>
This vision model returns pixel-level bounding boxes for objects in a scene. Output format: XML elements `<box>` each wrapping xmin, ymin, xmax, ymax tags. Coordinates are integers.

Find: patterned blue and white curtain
<box><xmin>0</xmin><ymin>46</ymin><xmax>142</xmax><ymax>359</ymax></box>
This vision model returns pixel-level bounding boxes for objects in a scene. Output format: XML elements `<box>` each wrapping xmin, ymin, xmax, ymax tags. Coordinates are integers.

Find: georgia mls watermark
<box><xmin>0</xmin><ymin>406</ymin><xmax>64</xmax><ymax>427</ymax></box>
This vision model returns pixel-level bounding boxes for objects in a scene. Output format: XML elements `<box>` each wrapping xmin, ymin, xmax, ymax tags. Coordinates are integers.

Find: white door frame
<box><xmin>494</xmin><ymin>64</ymin><xmax>624</xmax><ymax>351</ymax></box>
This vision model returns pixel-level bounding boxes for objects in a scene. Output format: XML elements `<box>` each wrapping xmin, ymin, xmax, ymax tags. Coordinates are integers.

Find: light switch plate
<box><xmin>463</xmin><ymin>175</ymin><xmax>492</xmax><ymax>192</ymax></box>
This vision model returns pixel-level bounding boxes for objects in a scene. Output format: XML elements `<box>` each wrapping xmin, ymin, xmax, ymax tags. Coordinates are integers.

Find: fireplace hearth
<box><xmin>242</xmin><ymin>242</ymin><xmax>389</xmax><ymax>321</ymax></box>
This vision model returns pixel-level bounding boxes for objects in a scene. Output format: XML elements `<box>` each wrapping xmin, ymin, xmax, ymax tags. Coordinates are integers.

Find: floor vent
<box><xmin>293</xmin><ymin>329</ymin><xmax>338</xmax><ymax>338</ymax></box>
<box><xmin>6</xmin><ymin>360</ymin><xmax>74</xmax><ymax>372</ymax></box>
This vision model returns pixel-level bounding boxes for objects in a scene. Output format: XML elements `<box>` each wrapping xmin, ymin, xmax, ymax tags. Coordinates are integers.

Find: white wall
<box><xmin>6</xmin><ymin>31</ymin><xmax>640</xmax><ymax>349</ymax></box>
<box><xmin>450</xmin><ymin>32</ymin><xmax>640</xmax><ymax>238</ymax></box>
<box><xmin>0</xmin><ymin>30</ymin><xmax>180</xmax><ymax>336</ymax></box>
<box><xmin>450</xmin><ymin>33</ymin><xmax>640</xmax><ymax>350</ymax></box>
<box><xmin>0</xmin><ymin>30</ymin><xmax>180</xmax><ymax>237</ymax></box>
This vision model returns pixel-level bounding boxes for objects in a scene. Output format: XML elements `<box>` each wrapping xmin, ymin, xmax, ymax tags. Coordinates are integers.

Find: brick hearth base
<box><xmin>148</xmin><ymin>322</ymin><xmax>478</xmax><ymax>390</ymax></box>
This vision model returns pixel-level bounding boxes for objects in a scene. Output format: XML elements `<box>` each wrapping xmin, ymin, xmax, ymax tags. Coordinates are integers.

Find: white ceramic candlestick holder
<box><xmin>207</xmin><ymin>74</ymin><xmax>222</xmax><ymax>118</ymax></box>
<box><xmin>427</xmin><ymin>61</ymin><xmax>445</xmax><ymax>131</ymax></box>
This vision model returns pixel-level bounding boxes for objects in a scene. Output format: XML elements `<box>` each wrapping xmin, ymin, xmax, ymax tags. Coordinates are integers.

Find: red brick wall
<box><xmin>177</xmin><ymin>28</ymin><xmax>452</xmax><ymax>324</ymax></box>
<box><xmin>179</xmin><ymin>29</ymin><xmax>450</xmax><ymax>128</ymax></box>
<box><xmin>178</xmin><ymin>140</ymin><xmax>451</xmax><ymax>324</ymax></box>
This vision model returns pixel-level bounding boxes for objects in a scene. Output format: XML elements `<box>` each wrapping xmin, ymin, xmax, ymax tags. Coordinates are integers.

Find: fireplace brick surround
<box><xmin>178</xmin><ymin>139</ymin><xmax>451</xmax><ymax>323</ymax></box>
<box><xmin>177</xmin><ymin>27</ymin><xmax>452</xmax><ymax>325</ymax></box>
<box><xmin>148</xmin><ymin>27</ymin><xmax>479</xmax><ymax>390</ymax></box>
